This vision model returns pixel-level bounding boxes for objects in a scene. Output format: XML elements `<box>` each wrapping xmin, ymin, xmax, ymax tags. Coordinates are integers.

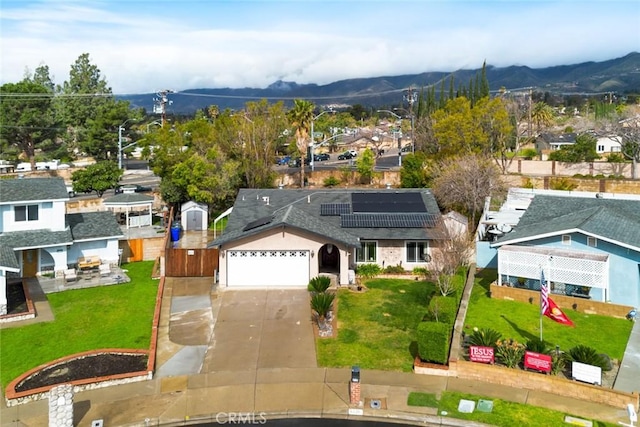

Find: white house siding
<box><xmin>0</xmin><ymin>200</ymin><xmax>66</xmax><ymax>233</ymax></box>
<box><xmin>218</xmin><ymin>228</ymin><xmax>351</xmax><ymax>287</ymax></box>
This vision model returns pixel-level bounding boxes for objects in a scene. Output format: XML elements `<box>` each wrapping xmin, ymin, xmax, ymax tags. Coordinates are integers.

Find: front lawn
<box><xmin>0</xmin><ymin>261</ymin><xmax>158</xmax><ymax>387</ymax></box>
<box><xmin>317</xmin><ymin>276</ymin><xmax>453</xmax><ymax>371</ymax></box>
<box><xmin>465</xmin><ymin>269</ymin><xmax>632</xmax><ymax>360</ymax></box>
<box><xmin>409</xmin><ymin>391</ymin><xmax>617</xmax><ymax>427</ymax></box>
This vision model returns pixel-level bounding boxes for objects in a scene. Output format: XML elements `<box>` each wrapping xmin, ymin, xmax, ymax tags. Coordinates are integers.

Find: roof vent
<box><xmin>307</xmin><ymin>195</ymin><xmax>311</xmax><ymax>203</ymax></box>
<box><xmin>262</xmin><ymin>196</ymin><xmax>270</xmax><ymax>205</ymax></box>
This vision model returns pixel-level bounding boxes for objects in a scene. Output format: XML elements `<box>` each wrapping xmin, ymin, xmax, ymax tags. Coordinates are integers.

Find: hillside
<box><xmin>119</xmin><ymin>52</ymin><xmax>640</xmax><ymax>114</ymax></box>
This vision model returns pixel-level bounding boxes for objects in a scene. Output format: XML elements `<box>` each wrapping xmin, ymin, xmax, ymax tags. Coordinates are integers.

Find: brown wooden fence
<box><xmin>165</xmin><ymin>247</ymin><xmax>218</xmax><ymax>277</ymax></box>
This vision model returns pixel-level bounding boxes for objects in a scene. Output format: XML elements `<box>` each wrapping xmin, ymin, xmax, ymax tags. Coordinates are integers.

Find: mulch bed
<box><xmin>15</xmin><ymin>353</ymin><xmax>148</xmax><ymax>392</ymax></box>
<box><xmin>6</xmin><ymin>282</ymin><xmax>28</xmax><ymax>315</ymax></box>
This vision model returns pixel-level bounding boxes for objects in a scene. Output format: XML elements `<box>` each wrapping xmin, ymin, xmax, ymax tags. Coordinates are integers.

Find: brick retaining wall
<box><xmin>490</xmin><ymin>284</ymin><xmax>633</xmax><ymax>318</ymax></box>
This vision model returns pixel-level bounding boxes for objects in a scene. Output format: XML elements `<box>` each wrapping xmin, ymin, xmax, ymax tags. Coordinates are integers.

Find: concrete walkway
<box><xmin>614</xmin><ymin>314</ymin><xmax>640</xmax><ymax>393</ymax></box>
<box><xmin>0</xmin><ymin>277</ymin><xmax>635</xmax><ymax>426</ymax></box>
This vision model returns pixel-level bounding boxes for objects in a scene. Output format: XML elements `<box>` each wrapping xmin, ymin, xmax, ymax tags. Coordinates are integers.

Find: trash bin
<box><xmin>170</xmin><ymin>223</ymin><xmax>181</xmax><ymax>242</ymax></box>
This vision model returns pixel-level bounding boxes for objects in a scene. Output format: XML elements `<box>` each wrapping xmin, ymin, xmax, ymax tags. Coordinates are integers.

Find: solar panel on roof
<box><xmin>243</xmin><ymin>215</ymin><xmax>273</xmax><ymax>232</ymax></box>
<box><xmin>341</xmin><ymin>213</ymin><xmax>439</xmax><ymax>228</ymax></box>
<box><xmin>351</xmin><ymin>192</ymin><xmax>426</xmax><ymax>213</ymax></box>
<box><xmin>320</xmin><ymin>203</ymin><xmax>351</xmax><ymax>216</ymax></box>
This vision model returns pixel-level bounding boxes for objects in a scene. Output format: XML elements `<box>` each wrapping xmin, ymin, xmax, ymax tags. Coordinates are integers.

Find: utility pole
<box><xmin>153</xmin><ymin>90</ymin><xmax>174</xmax><ymax>127</ymax></box>
<box><xmin>403</xmin><ymin>86</ymin><xmax>418</xmax><ymax>153</ymax></box>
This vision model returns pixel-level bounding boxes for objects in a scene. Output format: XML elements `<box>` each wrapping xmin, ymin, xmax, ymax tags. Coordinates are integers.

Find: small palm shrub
<box><xmin>467</xmin><ymin>328</ymin><xmax>502</xmax><ymax>348</ymax></box>
<box><xmin>550</xmin><ymin>352</ymin><xmax>567</xmax><ymax>375</ymax></box>
<box><xmin>568</xmin><ymin>345</ymin><xmax>610</xmax><ymax>371</ymax></box>
<box><xmin>308</xmin><ymin>276</ymin><xmax>331</xmax><ymax>293</ymax></box>
<box><xmin>496</xmin><ymin>338</ymin><xmax>525</xmax><ymax>368</ymax></box>
<box><xmin>526</xmin><ymin>337</ymin><xmax>551</xmax><ymax>354</ymax></box>
<box><xmin>310</xmin><ymin>292</ymin><xmax>335</xmax><ymax>324</ymax></box>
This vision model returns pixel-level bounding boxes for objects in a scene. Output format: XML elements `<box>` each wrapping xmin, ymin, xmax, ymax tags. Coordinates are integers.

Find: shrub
<box><xmin>426</xmin><ymin>296</ymin><xmax>458</xmax><ymax>324</ymax></box>
<box><xmin>496</xmin><ymin>338</ymin><xmax>525</xmax><ymax>368</ymax></box>
<box><xmin>308</xmin><ymin>276</ymin><xmax>331</xmax><ymax>293</ymax></box>
<box><xmin>525</xmin><ymin>337</ymin><xmax>552</xmax><ymax>354</ymax></box>
<box><xmin>568</xmin><ymin>345</ymin><xmax>610</xmax><ymax>371</ymax></box>
<box><xmin>607</xmin><ymin>153</ymin><xmax>626</xmax><ymax>163</ymax></box>
<box><xmin>522</xmin><ymin>177</ymin><xmax>535</xmax><ymax>189</ymax></box>
<box><xmin>549</xmin><ymin>177</ymin><xmax>577</xmax><ymax>191</ymax></box>
<box><xmin>550</xmin><ymin>352</ymin><xmax>567</xmax><ymax>375</ymax></box>
<box><xmin>384</xmin><ymin>264</ymin><xmax>405</xmax><ymax>274</ymax></box>
<box><xmin>518</xmin><ymin>148</ymin><xmax>538</xmax><ymax>159</ymax></box>
<box><xmin>412</xmin><ymin>267</ymin><xmax>429</xmax><ymax>280</ymax></box>
<box><xmin>323</xmin><ymin>176</ymin><xmax>341</xmax><ymax>187</ymax></box>
<box><xmin>356</xmin><ymin>263</ymin><xmax>381</xmax><ymax>280</ymax></box>
<box><xmin>417</xmin><ymin>321</ymin><xmax>451</xmax><ymax>364</ymax></box>
<box><xmin>310</xmin><ymin>292</ymin><xmax>335</xmax><ymax>320</ymax></box>
<box><xmin>467</xmin><ymin>328</ymin><xmax>502</xmax><ymax>348</ymax></box>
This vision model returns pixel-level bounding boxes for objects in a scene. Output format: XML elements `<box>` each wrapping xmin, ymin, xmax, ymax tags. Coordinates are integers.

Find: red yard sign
<box><xmin>524</xmin><ymin>351</ymin><xmax>552</xmax><ymax>373</ymax></box>
<box><xmin>469</xmin><ymin>346</ymin><xmax>495</xmax><ymax>364</ymax></box>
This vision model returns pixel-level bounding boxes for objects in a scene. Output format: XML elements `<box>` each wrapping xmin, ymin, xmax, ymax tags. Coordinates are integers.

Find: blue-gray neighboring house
<box><xmin>478</xmin><ymin>190</ymin><xmax>640</xmax><ymax>309</ymax></box>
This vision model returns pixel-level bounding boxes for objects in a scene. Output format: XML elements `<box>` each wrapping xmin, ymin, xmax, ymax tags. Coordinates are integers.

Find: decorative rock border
<box><xmin>4</xmin><ymin>276</ymin><xmax>166</xmax><ymax>406</ymax></box>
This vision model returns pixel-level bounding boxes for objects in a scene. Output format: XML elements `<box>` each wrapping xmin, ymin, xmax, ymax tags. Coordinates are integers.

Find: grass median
<box><xmin>0</xmin><ymin>261</ymin><xmax>158</xmax><ymax>387</ymax></box>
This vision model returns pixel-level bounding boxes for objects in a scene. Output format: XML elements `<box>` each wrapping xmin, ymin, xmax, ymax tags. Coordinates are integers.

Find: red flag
<box><xmin>544</xmin><ymin>297</ymin><xmax>574</xmax><ymax>326</ymax></box>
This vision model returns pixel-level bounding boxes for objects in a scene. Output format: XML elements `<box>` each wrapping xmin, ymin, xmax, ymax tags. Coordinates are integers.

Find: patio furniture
<box><xmin>99</xmin><ymin>263</ymin><xmax>111</xmax><ymax>277</ymax></box>
<box><xmin>78</xmin><ymin>256</ymin><xmax>101</xmax><ymax>271</ymax></box>
<box><xmin>64</xmin><ymin>268</ymin><xmax>77</xmax><ymax>283</ymax></box>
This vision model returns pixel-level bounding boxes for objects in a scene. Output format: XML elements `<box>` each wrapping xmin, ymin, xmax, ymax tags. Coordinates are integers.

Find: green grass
<box><xmin>408</xmin><ymin>391</ymin><xmax>617</xmax><ymax>427</ymax></box>
<box><xmin>316</xmin><ymin>273</ymin><xmax>466</xmax><ymax>372</ymax></box>
<box><xmin>465</xmin><ymin>269</ymin><xmax>632</xmax><ymax>360</ymax></box>
<box><xmin>0</xmin><ymin>261</ymin><xmax>158</xmax><ymax>387</ymax></box>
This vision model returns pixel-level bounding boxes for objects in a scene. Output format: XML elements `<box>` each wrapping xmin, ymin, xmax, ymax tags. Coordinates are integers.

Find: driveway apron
<box><xmin>201</xmin><ymin>289</ymin><xmax>317</xmax><ymax>372</ymax></box>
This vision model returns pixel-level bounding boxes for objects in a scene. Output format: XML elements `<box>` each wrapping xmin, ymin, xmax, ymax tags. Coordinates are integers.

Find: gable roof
<box><xmin>0</xmin><ymin>177</ymin><xmax>68</xmax><ymax>204</ymax></box>
<box><xmin>211</xmin><ymin>188</ymin><xmax>446</xmax><ymax>248</ymax></box>
<box><xmin>67</xmin><ymin>211</ymin><xmax>124</xmax><ymax>241</ymax></box>
<box><xmin>493</xmin><ymin>194</ymin><xmax>640</xmax><ymax>250</ymax></box>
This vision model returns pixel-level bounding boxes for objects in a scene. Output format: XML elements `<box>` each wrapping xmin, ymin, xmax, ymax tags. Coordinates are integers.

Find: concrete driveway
<box><xmin>201</xmin><ymin>289</ymin><xmax>317</xmax><ymax>372</ymax></box>
<box><xmin>158</xmin><ymin>280</ymin><xmax>318</xmax><ymax>378</ymax></box>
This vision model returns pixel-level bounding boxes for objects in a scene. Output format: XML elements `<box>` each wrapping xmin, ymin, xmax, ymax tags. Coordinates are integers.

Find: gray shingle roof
<box><xmin>103</xmin><ymin>193</ymin><xmax>154</xmax><ymax>204</ymax></box>
<box><xmin>0</xmin><ymin>177</ymin><xmax>68</xmax><ymax>204</ymax></box>
<box><xmin>494</xmin><ymin>195</ymin><xmax>640</xmax><ymax>249</ymax></box>
<box><xmin>0</xmin><ymin>245</ymin><xmax>20</xmax><ymax>271</ymax></box>
<box><xmin>0</xmin><ymin>229</ymin><xmax>73</xmax><ymax>249</ymax></box>
<box><xmin>210</xmin><ymin>188</ymin><xmax>446</xmax><ymax>247</ymax></box>
<box><xmin>67</xmin><ymin>211</ymin><xmax>124</xmax><ymax>240</ymax></box>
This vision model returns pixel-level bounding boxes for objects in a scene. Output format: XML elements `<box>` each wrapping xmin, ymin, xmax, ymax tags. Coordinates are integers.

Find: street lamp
<box><xmin>118</xmin><ymin>119</ymin><xmax>137</xmax><ymax>170</ymax></box>
<box><xmin>310</xmin><ymin>108</ymin><xmax>334</xmax><ymax>171</ymax></box>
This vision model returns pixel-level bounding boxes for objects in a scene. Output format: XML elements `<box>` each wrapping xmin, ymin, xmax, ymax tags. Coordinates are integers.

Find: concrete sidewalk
<box><xmin>0</xmin><ymin>277</ymin><xmax>634</xmax><ymax>426</ymax></box>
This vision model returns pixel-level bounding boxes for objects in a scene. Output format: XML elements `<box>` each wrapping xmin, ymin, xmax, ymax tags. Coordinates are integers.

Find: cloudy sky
<box><xmin>1</xmin><ymin>0</ymin><xmax>638</xmax><ymax>94</ymax></box>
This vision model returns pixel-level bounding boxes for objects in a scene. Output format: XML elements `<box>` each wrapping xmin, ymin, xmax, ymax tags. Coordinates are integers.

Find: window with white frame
<box><xmin>356</xmin><ymin>241</ymin><xmax>377</xmax><ymax>263</ymax></box>
<box><xmin>406</xmin><ymin>241</ymin><xmax>429</xmax><ymax>263</ymax></box>
<box><xmin>562</xmin><ymin>235</ymin><xmax>571</xmax><ymax>245</ymax></box>
<box><xmin>587</xmin><ymin>236</ymin><xmax>597</xmax><ymax>247</ymax></box>
<box><xmin>15</xmin><ymin>204</ymin><xmax>39</xmax><ymax>222</ymax></box>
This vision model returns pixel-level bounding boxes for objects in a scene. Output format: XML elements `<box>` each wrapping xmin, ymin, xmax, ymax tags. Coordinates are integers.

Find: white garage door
<box><xmin>227</xmin><ymin>250</ymin><xmax>310</xmax><ymax>288</ymax></box>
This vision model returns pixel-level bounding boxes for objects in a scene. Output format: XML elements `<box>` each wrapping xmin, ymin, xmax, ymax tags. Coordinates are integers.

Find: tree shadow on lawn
<box><xmin>475</xmin><ymin>269</ymin><xmax>497</xmax><ymax>297</ymax></box>
<box><xmin>409</xmin><ymin>340</ymin><xmax>419</xmax><ymax>359</ymax></box>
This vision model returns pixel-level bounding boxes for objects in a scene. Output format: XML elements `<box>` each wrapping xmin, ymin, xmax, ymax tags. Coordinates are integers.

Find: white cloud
<box><xmin>1</xmin><ymin>1</ymin><xmax>638</xmax><ymax>94</ymax></box>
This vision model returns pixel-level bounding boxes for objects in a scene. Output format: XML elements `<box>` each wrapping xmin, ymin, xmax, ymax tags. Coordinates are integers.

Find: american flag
<box><xmin>540</xmin><ymin>269</ymin><xmax>549</xmax><ymax>316</ymax></box>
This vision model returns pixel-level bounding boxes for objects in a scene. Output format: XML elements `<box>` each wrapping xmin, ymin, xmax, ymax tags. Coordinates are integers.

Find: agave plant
<box><xmin>525</xmin><ymin>337</ymin><xmax>551</xmax><ymax>354</ymax></box>
<box><xmin>310</xmin><ymin>292</ymin><xmax>335</xmax><ymax>328</ymax></box>
<box><xmin>308</xmin><ymin>276</ymin><xmax>331</xmax><ymax>293</ymax></box>
<box><xmin>467</xmin><ymin>328</ymin><xmax>502</xmax><ymax>348</ymax></box>
<box><xmin>568</xmin><ymin>345</ymin><xmax>610</xmax><ymax>371</ymax></box>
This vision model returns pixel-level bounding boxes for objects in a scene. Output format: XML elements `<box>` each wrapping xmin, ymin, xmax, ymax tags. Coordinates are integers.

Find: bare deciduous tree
<box><xmin>430</xmin><ymin>229</ymin><xmax>473</xmax><ymax>296</ymax></box>
<box><xmin>431</xmin><ymin>154</ymin><xmax>506</xmax><ymax>229</ymax></box>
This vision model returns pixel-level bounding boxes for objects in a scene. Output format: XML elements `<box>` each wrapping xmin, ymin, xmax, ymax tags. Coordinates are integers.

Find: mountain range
<box><xmin>119</xmin><ymin>52</ymin><xmax>640</xmax><ymax>114</ymax></box>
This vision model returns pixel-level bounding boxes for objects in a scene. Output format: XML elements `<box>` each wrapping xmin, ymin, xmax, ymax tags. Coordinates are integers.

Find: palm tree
<box><xmin>287</xmin><ymin>99</ymin><xmax>314</xmax><ymax>187</ymax></box>
<box><xmin>531</xmin><ymin>102</ymin><xmax>555</xmax><ymax>134</ymax></box>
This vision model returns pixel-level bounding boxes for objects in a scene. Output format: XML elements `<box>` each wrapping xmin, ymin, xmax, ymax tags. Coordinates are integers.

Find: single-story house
<box><xmin>209</xmin><ymin>188</ymin><xmax>450</xmax><ymax>288</ymax></box>
<box><xmin>477</xmin><ymin>189</ymin><xmax>640</xmax><ymax>309</ymax></box>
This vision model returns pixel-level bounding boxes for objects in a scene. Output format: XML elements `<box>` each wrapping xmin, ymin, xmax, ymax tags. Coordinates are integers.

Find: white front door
<box><xmin>227</xmin><ymin>250</ymin><xmax>310</xmax><ymax>288</ymax></box>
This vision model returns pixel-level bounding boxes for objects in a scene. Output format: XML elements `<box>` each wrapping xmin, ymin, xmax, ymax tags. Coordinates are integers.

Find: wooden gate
<box><xmin>165</xmin><ymin>247</ymin><xmax>218</xmax><ymax>277</ymax></box>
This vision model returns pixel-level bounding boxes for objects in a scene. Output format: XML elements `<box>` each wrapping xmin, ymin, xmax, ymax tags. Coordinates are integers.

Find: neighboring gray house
<box><xmin>536</xmin><ymin>132</ymin><xmax>577</xmax><ymax>154</ymax></box>
<box><xmin>477</xmin><ymin>189</ymin><xmax>640</xmax><ymax>309</ymax></box>
<box><xmin>209</xmin><ymin>188</ymin><xmax>449</xmax><ymax>288</ymax></box>
<box><xmin>0</xmin><ymin>178</ymin><xmax>123</xmax><ymax>315</ymax></box>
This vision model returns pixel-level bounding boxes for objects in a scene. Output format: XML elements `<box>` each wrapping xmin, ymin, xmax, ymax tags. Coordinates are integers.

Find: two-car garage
<box><xmin>226</xmin><ymin>250</ymin><xmax>310</xmax><ymax>288</ymax></box>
